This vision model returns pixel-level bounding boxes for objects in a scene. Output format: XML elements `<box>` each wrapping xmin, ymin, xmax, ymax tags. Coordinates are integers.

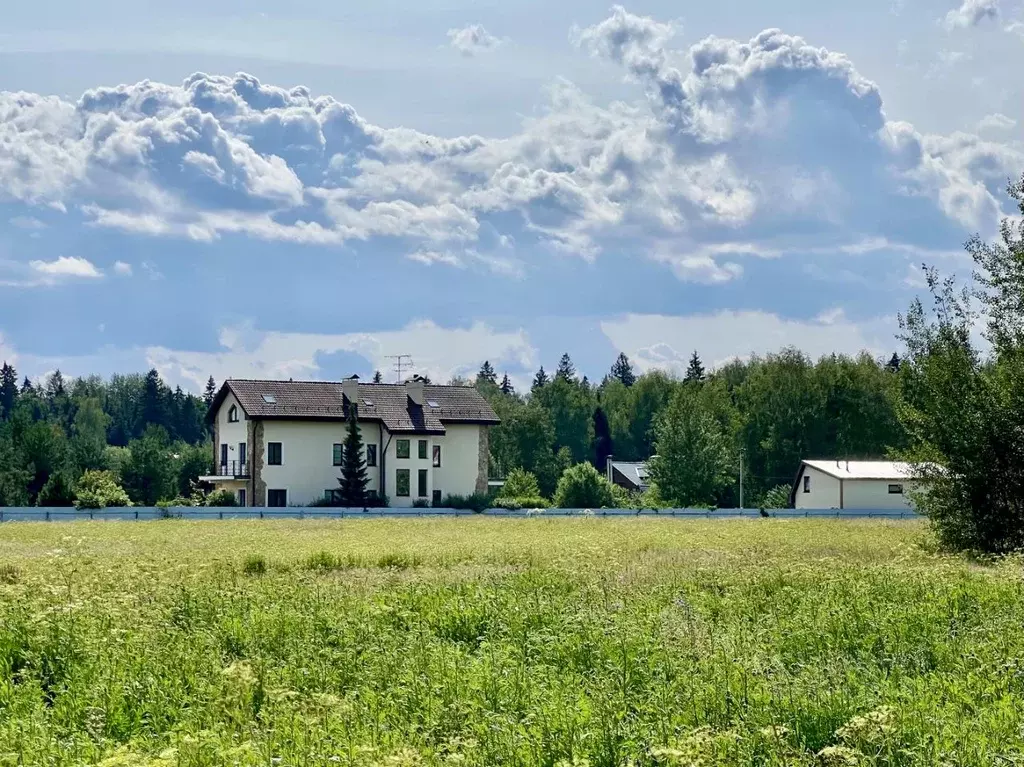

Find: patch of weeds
<box><xmin>242</xmin><ymin>554</ymin><xmax>268</xmax><ymax>576</ymax></box>
<box><xmin>0</xmin><ymin>564</ymin><xmax>20</xmax><ymax>584</ymax></box>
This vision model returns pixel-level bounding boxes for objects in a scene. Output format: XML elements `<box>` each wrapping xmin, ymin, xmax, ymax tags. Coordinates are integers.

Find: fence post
<box><xmin>46</xmin><ymin>509</ymin><xmax>50</xmax><ymax>521</ymax></box>
<box><xmin>90</xmin><ymin>510</ymin><xmax>94</xmax><ymax>520</ymax></box>
<box><xmin>219</xmin><ymin>510</ymin><xmax>223</xmax><ymax>520</ymax></box>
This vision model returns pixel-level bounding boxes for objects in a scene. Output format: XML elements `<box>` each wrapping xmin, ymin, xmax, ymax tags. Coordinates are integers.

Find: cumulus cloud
<box><xmin>146</xmin><ymin>319</ymin><xmax>538</xmax><ymax>391</ymax></box>
<box><xmin>943</xmin><ymin>0</ymin><xmax>999</xmax><ymax>28</ymax></box>
<box><xmin>976</xmin><ymin>113</ymin><xmax>1016</xmax><ymax>133</ymax></box>
<box><xmin>28</xmin><ymin>256</ymin><xmax>103</xmax><ymax>280</ymax></box>
<box><xmin>447</xmin><ymin>24</ymin><xmax>504</xmax><ymax>56</ymax></box>
<box><xmin>113</xmin><ymin>260</ymin><xmax>133</xmax><ymax>276</ymax></box>
<box><xmin>601</xmin><ymin>310</ymin><xmax>897</xmax><ymax>373</ymax></box>
<box><xmin>0</xmin><ymin>8</ymin><xmax>1020</xmax><ymax>284</ymax></box>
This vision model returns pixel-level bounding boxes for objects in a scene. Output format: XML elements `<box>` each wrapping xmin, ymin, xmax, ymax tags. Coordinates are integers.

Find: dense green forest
<box><xmin>0</xmin><ymin>348</ymin><xmax>906</xmax><ymax>509</ymax></box>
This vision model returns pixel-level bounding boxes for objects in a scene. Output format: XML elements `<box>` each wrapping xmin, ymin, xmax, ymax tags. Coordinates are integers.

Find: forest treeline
<box><xmin>0</xmin><ymin>347</ymin><xmax>907</xmax><ymax>509</ymax></box>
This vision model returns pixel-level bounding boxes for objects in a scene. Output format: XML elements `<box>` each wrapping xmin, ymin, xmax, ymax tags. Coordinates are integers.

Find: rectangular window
<box><xmin>333</xmin><ymin>443</ymin><xmax>343</xmax><ymax>466</ymax></box>
<box><xmin>268</xmin><ymin>442</ymin><xmax>282</xmax><ymax>466</ymax></box>
<box><xmin>220</xmin><ymin>443</ymin><xmax>228</xmax><ymax>468</ymax></box>
<box><xmin>238</xmin><ymin>443</ymin><xmax>246</xmax><ymax>468</ymax></box>
<box><xmin>432</xmin><ymin>489</ymin><xmax>442</xmax><ymax>507</ymax></box>
<box><xmin>238</xmin><ymin>489</ymin><xmax>246</xmax><ymax>507</ymax></box>
<box><xmin>432</xmin><ymin>444</ymin><xmax>441</xmax><ymax>468</ymax></box>
<box><xmin>418</xmin><ymin>439</ymin><xmax>428</xmax><ymax>459</ymax></box>
<box><xmin>888</xmin><ymin>483</ymin><xmax>904</xmax><ymax>495</ymax></box>
<box><xmin>268</xmin><ymin>489</ymin><xmax>287</xmax><ymax>507</ymax></box>
<box><xmin>396</xmin><ymin>439</ymin><xmax>410</xmax><ymax>459</ymax></box>
<box><xmin>396</xmin><ymin>469</ymin><xmax>410</xmax><ymax>497</ymax></box>
<box><xmin>325</xmin><ymin>489</ymin><xmax>340</xmax><ymax>503</ymax></box>
<box><xmin>366</xmin><ymin>444</ymin><xmax>377</xmax><ymax>467</ymax></box>
<box><xmin>418</xmin><ymin>469</ymin><xmax>428</xmax><ymax>498</ymax></box>
<box><xmin>802</xmin><ymin>475</ymin><xmax>810</xmax><ymax>493</ymax></box>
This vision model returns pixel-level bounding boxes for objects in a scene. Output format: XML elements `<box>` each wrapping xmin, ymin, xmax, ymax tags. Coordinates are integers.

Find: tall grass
<box><xmin>0</xmin><ymin>518</ymin><xmax>1021</xmax><ymax>765</ymax></box>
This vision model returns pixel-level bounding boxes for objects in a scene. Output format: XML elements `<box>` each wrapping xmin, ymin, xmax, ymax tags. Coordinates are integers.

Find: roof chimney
<box><xmin>342</xmin><ymin>374</ymin><xmax>360</xmax><ymax>409</ymax></box>
<box><xmin>406</xmin><ymin>375</ymin><xmax>425</xmax><ymax>406</ymax></box>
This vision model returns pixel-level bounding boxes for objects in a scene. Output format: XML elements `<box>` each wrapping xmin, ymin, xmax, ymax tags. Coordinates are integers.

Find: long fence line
<box><xmin>0</xmin><ymin>507</ymin><xmax>921</xmax><ymax>522</ymax></box>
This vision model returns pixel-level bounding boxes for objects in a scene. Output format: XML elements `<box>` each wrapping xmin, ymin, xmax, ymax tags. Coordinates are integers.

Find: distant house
<box><xmin>606</xmin><ymin>458</ymin><xmax>651</xmax><ymax>493</ymax></box>
<box><xmin>202</xmin><ymin>375</ymin><xmax>499</xmax><ymax>508</ymax></box>
<box><xmin>790</xmin><ymin>460</ymin><xmax>920</xmax><ymax>510</ymax></box>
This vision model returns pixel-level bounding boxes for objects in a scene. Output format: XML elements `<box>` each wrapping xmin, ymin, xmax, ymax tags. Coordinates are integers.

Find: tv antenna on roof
<box><xmin>385</xmin><ymin>354</ymin><xmax>413</xmax><ymax>383</ymax></box>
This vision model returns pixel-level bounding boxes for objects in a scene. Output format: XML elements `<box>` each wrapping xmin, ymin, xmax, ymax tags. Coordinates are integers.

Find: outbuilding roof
<box><xmin>801</xmin><ymin>460</ymin><xmax>919</xmax><ymax>480</ymax></box>
<box><xmin>210</xmin><ymin>379</ymin><xmax>499</xmax><ymax>434</ymax></box>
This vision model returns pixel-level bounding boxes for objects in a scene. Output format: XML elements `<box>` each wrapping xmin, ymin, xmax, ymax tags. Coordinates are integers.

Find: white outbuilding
<box><xmin>789</xmin><ymin>460</ymin><xmax>920</xmax><ymax>510</ymax></box>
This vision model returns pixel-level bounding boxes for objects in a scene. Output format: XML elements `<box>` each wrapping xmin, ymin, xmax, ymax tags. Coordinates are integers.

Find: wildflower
<box><xmin>817</xmin><ymin>745</ymin><xmax>862</xmax><ymax>766</ymax></box>
<box><xmin>836</xmin><ymin>706</ymin><xmax>895</xmax><ymax>744</ymax></box>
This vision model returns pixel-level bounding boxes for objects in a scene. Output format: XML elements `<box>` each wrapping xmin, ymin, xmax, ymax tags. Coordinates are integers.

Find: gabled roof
<box><xmin>801</xmin><ymin>460</ymin><xmax>919</xmax><ymax>480</ymax></box>
<box><xmin>209</xmin><ymin>379</ymin><xmax>499</xmax><ymax>434</ymax></box>
<box><xmin>610</xmin><ymin>461</ymin><xmax>650</xmax><ymax>490</ymax></box>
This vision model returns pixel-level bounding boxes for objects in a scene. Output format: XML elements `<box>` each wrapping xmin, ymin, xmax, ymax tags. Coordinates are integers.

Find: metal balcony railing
<box><xmin>210</xmin><ymin>460</ymin><xmax>250</xmax><ymax>478</ymax></box>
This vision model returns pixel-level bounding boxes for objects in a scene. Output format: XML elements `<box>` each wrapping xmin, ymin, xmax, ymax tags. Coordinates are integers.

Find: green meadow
<box><xmin>1</xmin><ymin>518</ymin><xmax>1022</xmax><ymax>766</ymax></box>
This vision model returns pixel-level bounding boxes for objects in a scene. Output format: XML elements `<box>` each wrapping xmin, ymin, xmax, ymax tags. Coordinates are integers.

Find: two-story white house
<box><xmin>201</xmin><ymin>375</ymin><xmax>499</xmax><ymax>507</ymax></box>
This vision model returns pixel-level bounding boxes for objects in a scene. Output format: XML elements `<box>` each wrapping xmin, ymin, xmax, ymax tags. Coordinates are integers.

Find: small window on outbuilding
<box><xmin>888</xmin><ymin>483</ymin><xmax>904</xmax><ymax>495</ymax></box>
<box><xmin>803</xmin><ymin>475</ymin><xmax>810</xmax><ymax>493</ymax></box>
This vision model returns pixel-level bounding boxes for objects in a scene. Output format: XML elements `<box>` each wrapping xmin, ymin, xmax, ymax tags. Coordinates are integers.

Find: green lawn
<box><xmin>0</xmin><ymin>518</ymin><xmax>1021</xmax><ymax>766</ymax></box>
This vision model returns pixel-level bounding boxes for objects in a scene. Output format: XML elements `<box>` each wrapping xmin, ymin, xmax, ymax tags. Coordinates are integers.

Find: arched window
<box><xmin>228</xmin><ymin>405</ymin><xmax>239</xmax><ymax>423</ymax></box>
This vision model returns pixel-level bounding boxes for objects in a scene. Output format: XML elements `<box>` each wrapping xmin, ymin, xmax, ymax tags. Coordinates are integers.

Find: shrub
<box><xmin>242</xmin><ymin>554</ymin><xmax>267</xmax><ymax>576</ymax></box>
<box><xmin>157</xmin><ymin>496</ymin><xmax>194</xmax><ymax>508</ymax></box>
<box><xmin>759</xmin><ymin>484</ymin><xmax>792</xmax><ymax>510</ymax></box>
<box><xmin>307</xmin><ymin>495</ymin><xmax>339</xmax><ymax>508</ymax></box>
<box><xmin>442</xmin><ymin>493</ymin><xmax>492</xmax><ymax>512</ymax></box>
<box><xmin>366</xmin><ymin>491</ymin><xmax>390</xmax><ymax>509</ymax></box>
<box><xmin>501</xmin><ymin>468</ymin><xmax>542</xmax><ymax>499</ymax></box>
<box><xmin>412</xmin><ymin>499</ymin><xmax>430</xmax><ymax>508</ymax></box>
<box><xmin>553</xmin><ymin>463</ymin><xmax>616</xmax><ymax>509</ymax></box>
<box><xmin>492</xmin><ymin>496</ymin><xmax>550</xmax><ymax>510</ymax></box>
<box><xmin>74</xmin><ymin>470</ymin><xmax>132</xmax><ymax>510</ymax></box>
<box><xmin>37</xmin><ymin>471</ymin><xmax>77</xmax><ymax>507</ymax></box>
<box><xmin>205</xmin><ymin>489</ymin><xmax>238</xmax><ymax>507</ymax></box>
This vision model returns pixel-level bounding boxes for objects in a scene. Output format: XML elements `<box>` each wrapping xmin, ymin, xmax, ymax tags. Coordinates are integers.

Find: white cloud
<box><xmin>145</xmin><ymin>320</ymin><xmax>538</xmax><ymax>391</ymax></box>
<box><xmin>28</xmin><ymin>255</ymin><xmax>102</xmax><ymax>280</ymax></box>
<box><xmin>447</xmin><ymin>24</ymin><xmax>503</xmax><ymax>56</ymax></box>
<box><xmin>976</xmin><ymin>113</ymin><xmax>1016</xmax><ymax>132</ymax></box>
<box><xmin>0</xmin><ymin>9</ymin><xmax>1020</xmax><ymax>285</ymax></box>
<box><xmin>113</xmin><ymin>260</ymin><xmax>133</xmax><ymax>276</ymax></box>
<box><xmin>1007</xmin><ymin>20</ymin><xmax>1024</xmax><ymax>38</ymax></box>
<box><xmin>0</xmin><ymin>332</ymin><xmax>17</xmax><ymax>366</ymax></box>
<box><xmin>601</xmin><ymin>310</ymin><xmax>897</xmax><ymax>373</ymax></box>
<box><xmin>943</xmin><ymin>0</ymin><xmax>999</xmax><ymax>28</ymax></box>
<box><xmin>9</xmin><ymin>216</ymin><xmax>45</xmax><ymax>230</ymax></box>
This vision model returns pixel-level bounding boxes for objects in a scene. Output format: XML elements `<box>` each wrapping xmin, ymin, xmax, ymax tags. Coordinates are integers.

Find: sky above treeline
<box><xmin>1</xmin><ymin>0</ymin><xmax>1022</xmax><ymax>391</ymax></box>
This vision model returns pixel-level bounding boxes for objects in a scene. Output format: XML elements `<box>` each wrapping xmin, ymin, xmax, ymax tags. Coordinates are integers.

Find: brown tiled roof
<box><xmin>214</xmin><ymin>379</ymin><xmax>499</xmax><ymax>434</ymax></box>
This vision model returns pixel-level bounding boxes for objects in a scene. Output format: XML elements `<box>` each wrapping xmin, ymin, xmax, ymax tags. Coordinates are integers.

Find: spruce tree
<box><xmin>684</xmin><ymin>351</ymin><xmax>706</xmax><ymax>383</ymax></box>
<box><xmin>555</xmin><ymin>353</ymin><xmax>576</xmax><ymax>381</ymax></box>
<box><xmin>500</xmin><ymin>374</ymin><xmax>514</xmax><ymax>395</ymax></box>
<box><xmin>372</xmin><ymin>370</ymin><xmax>383</xmax><ymax>384</ymax></box>
<box><xmin>477</xmin><ymin>360</ymin><xmax>497</xmax><ymax>385</ymax></box>
<box><xmin>337</xmin><ymin>406</ymin><xmax>369</xmax><ymax>506</ymax></box>
<box><xmin>20</xmin><ymin>376</ymin><xmax>33</xmax><ymax>394</ymax></box>
<box><xmin>593</xmin><ymin>405</ymin><xmax>613</xmax><ymax>470</ymax></box>
<box><xmin>142</xmin><ymin>369</ymin><xmax>167</xmax><ymax>430</ymax></box>
<box><xmin>885</xmin><ymin>352</ymin><xmax>901</xmax><ymax>373</ymax></box>
<box><xmin>532</xmin><ymin>366</ymin><xmax>549</xmax><ymax>391</ymax></box>
<box><xmin>203</xmin><ymin>376</ymin><xmax>217</xmax><ymax>406</ymax></box>
<box><xmin>610</xmin><ymin>352</ymin><xmax>636</xmax><ymax>387</ymax></box>
<box><xmin>0</xmin><ymin>362</ymin><xmax>18</xmax><ymax>419</ymax></box>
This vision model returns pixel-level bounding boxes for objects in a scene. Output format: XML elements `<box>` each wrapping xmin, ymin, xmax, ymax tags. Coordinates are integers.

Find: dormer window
<box><xmin>262</xmin><ymin>394</ymin><xmax>276</xmax><ymax>404</ymax></box>
<box><xmin>427</xmin><ymin>400</ymin><xmax>440</xmax><ymax>408</ymax></box>
<box><xmin>228</xmin><ymin>405</ymin><xmax>239</xmax><ymax>423</ymax></box>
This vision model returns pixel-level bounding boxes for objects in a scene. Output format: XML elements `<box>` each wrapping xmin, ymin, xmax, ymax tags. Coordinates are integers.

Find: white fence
<box><xmin>0</xmin><ymin>507</ymin><xmax>921</xmax><ymax>522</ymax></box>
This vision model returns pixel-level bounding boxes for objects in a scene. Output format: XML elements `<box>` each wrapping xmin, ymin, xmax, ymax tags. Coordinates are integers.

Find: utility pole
<box><xmin>385</xmin><ymin>355</ymin><xmax>413</xmax><ymax>383</ymax></box>
<box><xmin>739</xmin><ymin>453</ymin><xmax>744</xmax><ymax>510</ymax></box>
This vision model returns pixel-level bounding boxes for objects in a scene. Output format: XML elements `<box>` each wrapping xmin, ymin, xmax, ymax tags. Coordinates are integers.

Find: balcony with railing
<box><xmin>202</xmin><ymin>460</ymin><xmax>251</xmax><ymax>480</ymax></box>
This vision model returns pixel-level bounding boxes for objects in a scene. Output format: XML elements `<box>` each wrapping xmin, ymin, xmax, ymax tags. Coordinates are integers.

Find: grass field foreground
<box><xmin>1</xmin><ymin>518</ymin><xmax>1022</xmax><ymax>766</ymax></box>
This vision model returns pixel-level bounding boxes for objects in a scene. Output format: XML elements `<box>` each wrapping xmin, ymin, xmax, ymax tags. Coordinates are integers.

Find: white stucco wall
<box><xmin>381</xmin><ymin>433</ymin><xmax>434</xmax><ymax>506</ymax></box>
<box><xmin>433</xmin><ymin>424</ymin><xmax>482</xmax><ymax>499</ymax></box>
<box><xmin>260</xmin><ymin>420</ymin><xmax>383</xmax><ymax>507</ymax></box>
<box><xmin>215</xmin><ymin>393</ymin><xmax>249</xmax><ymax>472</ymax></box>
<box><xmin>842</xmin><ymin>480</ymin><xmax>915</xmax><ymax>510</ymax></box>
<box><xmin>794</xmin><ymin>466</ymin><xmax>842</xmax><ymax>509</ymax></box>
<box><xmin>795</xmin><ymin>465</ymin><xmax>917</xmax><ymax>509</ymax></box>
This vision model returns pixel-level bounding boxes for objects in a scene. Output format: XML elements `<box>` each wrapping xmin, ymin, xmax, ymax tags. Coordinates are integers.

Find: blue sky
<box><xmin>1</xmin><ymin>0</ymin><xmax>1022</xmax><ymax>391</ymax></box>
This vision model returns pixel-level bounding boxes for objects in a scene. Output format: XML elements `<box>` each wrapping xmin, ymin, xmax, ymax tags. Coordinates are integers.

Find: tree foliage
<box><xmin>74</xmin><ymin>470</ymin><xmax>131</xmax><ymax>509</ymax></box>
<box><xmin>553</xmin><ymin>463</ymin><xmax>616</xmax><ymax>508</ymax></box>
<box><xmin>610</xmin><ymin>353</ymin><xmax>636</xmax><ymax>387</ymax></box>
